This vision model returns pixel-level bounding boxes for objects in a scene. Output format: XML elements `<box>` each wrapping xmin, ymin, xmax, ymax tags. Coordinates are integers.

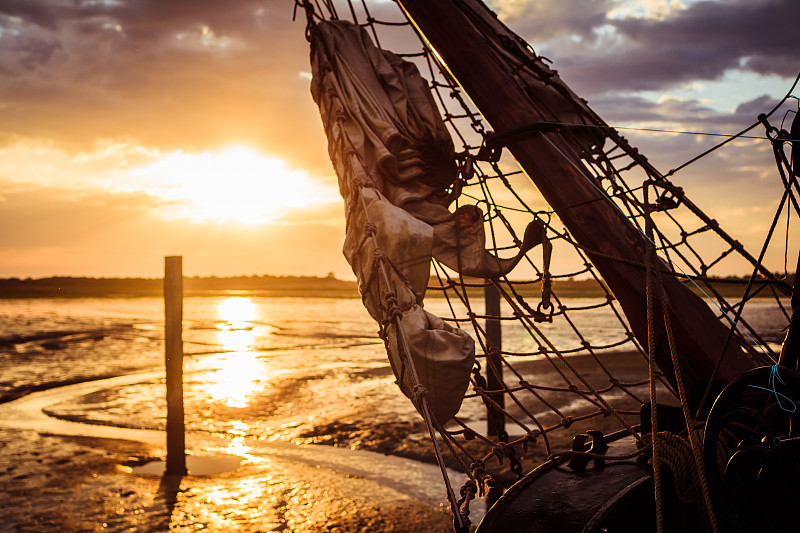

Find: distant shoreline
<box><xmin>0</xmin><ymin>274</ymin><xmax>788</xmax><ymax>299</ymax></box>
<box><xmin>0</xmin><ymin>275</ymin><xmax>359</xmax><ymax>299</ymax></box>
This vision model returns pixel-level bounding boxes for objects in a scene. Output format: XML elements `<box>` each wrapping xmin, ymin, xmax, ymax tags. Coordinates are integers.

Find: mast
<box><xmin>396</xmin><ymin>0</ymin><xmax>754</xmax><ymax>393</ymax></box>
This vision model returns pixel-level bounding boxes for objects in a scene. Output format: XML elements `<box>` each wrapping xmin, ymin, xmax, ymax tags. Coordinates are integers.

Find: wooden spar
<box><xmin>397</xmin><ymin>0</ymin><xmax>754</xmax><ymax>393</ymax></box>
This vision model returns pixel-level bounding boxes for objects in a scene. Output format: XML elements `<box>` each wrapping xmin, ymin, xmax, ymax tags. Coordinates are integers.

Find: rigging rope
<box><xmin>645</xmin><ymin>185</ymin><xmax>720</xmax><ymax>533</ymax></box>
<box><xmin>665</xmin><ymin>71</ymin><xmax>800</xmax><ymax>177</ymax></box>
<box><xmin>495</xmin><ymin>120</ymin><xmax>800</xmax><ymax>141</ymax></box>
<box><xmin>297</xmin><ymin>1</ymin><xmax>797</xmax><ymax>529</ymax></box>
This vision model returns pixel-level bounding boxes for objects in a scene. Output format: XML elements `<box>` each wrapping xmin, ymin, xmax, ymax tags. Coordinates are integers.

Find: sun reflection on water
<box><xmin>204</xmin><ymin>352</ymin><xmax>266</xmax><ymax>408</ymax></box>
<box><xmin>203</xmin><ymin>297</ymin><xmax>266</xmax><ymax>408</ymax></box>
<box><xmin>224</xmin><ymin>420</ymin><xmax>254</xmax><ymax>458</ymax></box>
<box><xmin>216</xmin><ymin>297</ymin><xmax>259</xmax><ymax>352</ymax></box>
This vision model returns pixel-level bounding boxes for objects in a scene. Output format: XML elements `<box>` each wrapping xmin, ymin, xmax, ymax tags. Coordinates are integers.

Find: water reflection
<box><xmin>204</xmin><ymin>297</ymin><xmax>266</xmax><ymax>408</ymax></box>
<box><xmin>204</xmin><ymin>352</ymin><xmax>267</xmax><ymax>408</ymax></box>
<box><xmin>224</xmin><ymin>420</ymin><xmax>253</xmax><ymax>458</ymax></box>
<box><xmin>216</xmin><ymin>297</ymin><xmax>258</xmax><ymax>352</ymax></box>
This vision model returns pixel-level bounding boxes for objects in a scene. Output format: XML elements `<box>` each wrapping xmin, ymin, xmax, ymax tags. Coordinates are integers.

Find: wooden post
<box><xmin>164</xmin><ymin>256</ymin><xmax>187</xmax><ymax>476</ymax></box>
<box><xmin>485</xmin><ymin>283</ymin><xmax>505</xmax><ymax>437</ymax></box>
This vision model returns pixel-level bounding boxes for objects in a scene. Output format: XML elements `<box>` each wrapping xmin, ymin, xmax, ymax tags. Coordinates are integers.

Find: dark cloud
<box><xmin>734</xmin><ymin>94</ymin><xmax>779</xmax><ymax>118</ymax></box>
<box><xmin>590</xmin><ymin>93</ymin><xmax>786</xmax><ymax>132</ymax></box>
<box><xmin>1</xmin><ymin>0</ymin><xmax>795</xmax><ymax>160</ymax></box>
<box><xmin>611</xmin><ymin>0</ymin><xmax>796</xmax><ymax>78</ymax></box>
<box><xmin>504</xmin><ymin>0</ymin><xmax>799</xmax><ymax>95</ymax></box>
<box><xmin>489</xmin><ymin>0</ymin><xmax>614</xmax><ymax>42</ymax></box>
<box><xmin>0</xmin><ymin>0</ymin><xmax>330</xmax><ymax>171</ymax></box>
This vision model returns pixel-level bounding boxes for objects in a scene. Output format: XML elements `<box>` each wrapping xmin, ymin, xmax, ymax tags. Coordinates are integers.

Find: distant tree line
<box><xmin>0</xmin><ymin>272</ymin><xmax>792</xmax><ymax>299</ymax></box>
<box><xmin>0</xmin><ymin>275</ymin><xmax>358</xmax><ymax>298</ymax></box>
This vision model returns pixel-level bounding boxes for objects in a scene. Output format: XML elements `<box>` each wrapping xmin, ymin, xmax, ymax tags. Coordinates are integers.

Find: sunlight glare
<box><xmin>218</xmin><ymin>296</ymin><xmax>257</xmax><ymax>329</ymax></box>
<box><xmin>201</xmin><ymin>297</ymin><xmax>266</xmax><ymax>407</ymax></box>
<box><xmin>139</xmin><ymin>146</ymin><xmax>338</xmax><ymax>224</ymax></box>
<box><xmin>224</xmin><ymin>420</ymin><xmax>254</xmax><ymax>458</ymax></box>
<box><xmin>204</xmin><ymin>352</ymin><xmax>266</xmax><ymax>408</ymax></box>
<box><xmin>216</xmin><ymin>297</ymin><xmax>259</xmax><ymax>352</ymax></box>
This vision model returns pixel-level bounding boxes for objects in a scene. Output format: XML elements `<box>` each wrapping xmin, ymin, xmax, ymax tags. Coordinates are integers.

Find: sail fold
<box><xmin>310</xmin><ymin>18</ymin><xmax>551</xmax><ymax>422</ymax></box>
<box><xmin>311</xmin><ymin>20</ymin><xmax>484</xmax><ymax>423</ymax></box>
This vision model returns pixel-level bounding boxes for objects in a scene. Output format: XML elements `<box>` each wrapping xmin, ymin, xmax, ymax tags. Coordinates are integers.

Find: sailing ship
<box><xmin>296</xmin><ymin>0</ymin><xmax>800</xmax><ymax>531</ymax></box>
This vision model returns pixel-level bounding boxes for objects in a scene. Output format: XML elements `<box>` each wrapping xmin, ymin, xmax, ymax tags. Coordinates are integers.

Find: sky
<box><xmin>0</xmin><ymin>0</ymin><xmax>797</xmax><ymax>279</ymax></box>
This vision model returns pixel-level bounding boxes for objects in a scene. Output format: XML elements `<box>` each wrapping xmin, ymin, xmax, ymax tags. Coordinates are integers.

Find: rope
<box><xmin>644</xmin><ymin>186</ymin><xmax>720</xmax><ymax>533</ymax></box>
<box><xmin>496</xmin><ymin>120</ymin><xmax>792</xmax><ymax>141</ymax></box>
<box><xmin>697</xmin><ymin>136</ymin><xmax>800</xmax><ymax>414</ymax></box>
<box><xmin>355</xmin><ymin>190</ymin><xmax>467</xmax><ymax>531</ymax></box>
<box><xmin>300</xmin><ymin>5</ymin><xmax>795</xmax><ymax>530</ymax></box>
<box><xmin>640</xmin><ymin>432</ymin><xmax>697</xmax><ymax>504</ymax></box>
<box><xmin>665</xmin><ymin>70</ymin><xmax>800</xmax><ymax>177</ymax></box>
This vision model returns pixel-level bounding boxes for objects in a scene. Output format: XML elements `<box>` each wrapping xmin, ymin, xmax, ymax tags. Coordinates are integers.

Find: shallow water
<box><xmin>0</xmin><ymin>295</ymin><xmax>790</xmax><ymax>446</ymax></box>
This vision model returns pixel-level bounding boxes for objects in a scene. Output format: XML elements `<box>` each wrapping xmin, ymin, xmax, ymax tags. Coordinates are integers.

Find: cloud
<box><xmin>0</xmin><ymin>0</ymin><xmax>331</xmax><ymax>173</ymax></box>
<box><xmin>581</xmin><ymin>91</ymin><xmax>793</xmax><ymax>184</ymax></box>
<box><xmin>590</xmin><ymin>92</ymin><xmax>787</xmax><ymax>131</ymax></box>
<box><xmin>489</xmin><ymin>0</ymin><xmax>614</xmax><ymax>41</ymax></box>
<box><xmin>0</xmin><ymin>182</ymin><xmax>162</xmax><ymax>248</ymax></box>
<box><xmin>499</xmin><ymin>0</ymin><xmax>798</xmax><ymax>95</ymax></box>
<box><xmin>0</xmin><ymin>138</ymin><xmax>342</xmax><ymax>228</ymax></box>
<box><xmin>0</xmin><ymin>30</ymin><xmax>62</xmax><ymax>73</ymax></box>
<box><xmin>0</xmin><ymin>0</ymin><xmax>794</xmax><ymax>277</ymax></box>
<box><xmin>0</xmin><ymin>181</ymin><xmax>350</xmax><ymax>278</ymax></box>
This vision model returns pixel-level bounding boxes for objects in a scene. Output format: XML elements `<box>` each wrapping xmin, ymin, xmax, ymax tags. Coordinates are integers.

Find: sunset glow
<box><xmin>137</xmin><ymin>147</ymin><xmax>339</xmax><ymax>225</ymax></box>
<box><xmin>217</xmin><ymin>296</ymin><xmax>258</xmax><ymax>329</ymax></box>
<box><xmin>0</xmin><ymin>0</ymin><xmax>796</xmax><ymax>279</ymax></box>
<box><xmin>1</xmin><ymin>1</ymin><xmax>798</xmax><ymax>531</ymax></box>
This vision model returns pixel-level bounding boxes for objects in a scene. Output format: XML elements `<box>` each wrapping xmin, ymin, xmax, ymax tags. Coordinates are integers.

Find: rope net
<box><xmin>296</xmin><ymin>0</ymin><xmax>796</xmax><ymax>529</ymax></box>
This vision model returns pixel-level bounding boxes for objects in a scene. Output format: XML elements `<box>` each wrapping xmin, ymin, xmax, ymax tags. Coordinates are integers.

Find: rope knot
<box><xmin>468</xmin><ymin>461</ymin><xmax>486</xmax><ymax>479</ymax></box>
<box><xmin>492</xmin><ymin>442</ymin><xmax>509</xmax><ymax>460</ymax></box>
<box><xmin>411</xmin><ymin>384</ymin><xmax>428</xmax><ymax>405</ymax></box>
<box><xmin>455</xmin><ymin>479</ymin><xmax>477</xmax><ymax>533</ymax></box>
<box><xmin>383</xmin><ymin>291</ymin><xmax>403</xmax><ymax>321</ymax></box>
<box><xmin>460</xmin><ymin>478</ymin><xmax>477</xmax><ymax>498</ymax></box>
<box><xmin>523</xmin><ymin>430</ymin><xmax>539</xmax><ymax>453</ymax></box>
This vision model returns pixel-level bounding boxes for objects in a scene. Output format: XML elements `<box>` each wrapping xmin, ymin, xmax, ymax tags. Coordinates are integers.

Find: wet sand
<box><xmin>0</xmin><ymin>428</ymin><xmax>453</xmax><ymax>532</ymax></box>
<box><xmin>0</xmin><ymin>349</ymin><xmax>656</xmax><ymax>532</ymax></box>
<box><xmin>0</xmin><ymin>296</ymin><xmax>665</xmax><ymax>531</ymax></box>
<box><xmin>0</xmin><ymin>373</ymin><xmax>460</xmax><ymax>532</ymax></box>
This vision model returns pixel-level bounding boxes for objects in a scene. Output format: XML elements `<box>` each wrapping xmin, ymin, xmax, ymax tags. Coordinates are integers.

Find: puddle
<box><xmin>132</xmin><ymin>453</ymin><xmax>244</xmax><ymax>476</ymax></box>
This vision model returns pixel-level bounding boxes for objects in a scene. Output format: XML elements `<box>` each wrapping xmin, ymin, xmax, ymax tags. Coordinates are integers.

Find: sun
<box><xmin>138</xmin><ymin>146</ymin><xmax>338</xmax><ymax>225</ymax></box>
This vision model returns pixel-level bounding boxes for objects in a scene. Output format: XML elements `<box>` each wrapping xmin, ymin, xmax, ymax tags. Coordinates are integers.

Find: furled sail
<box><xmin>310</xmin><ymin>20</ymin><xmax>545</xmax><ymax>423</ymax></box>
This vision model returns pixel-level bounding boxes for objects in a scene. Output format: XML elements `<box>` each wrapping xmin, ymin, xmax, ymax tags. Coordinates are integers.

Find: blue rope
<box><xmin>749</xmin><ymin>363</ymin><xmax>796</xmax><ymax>413</ymax></box>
